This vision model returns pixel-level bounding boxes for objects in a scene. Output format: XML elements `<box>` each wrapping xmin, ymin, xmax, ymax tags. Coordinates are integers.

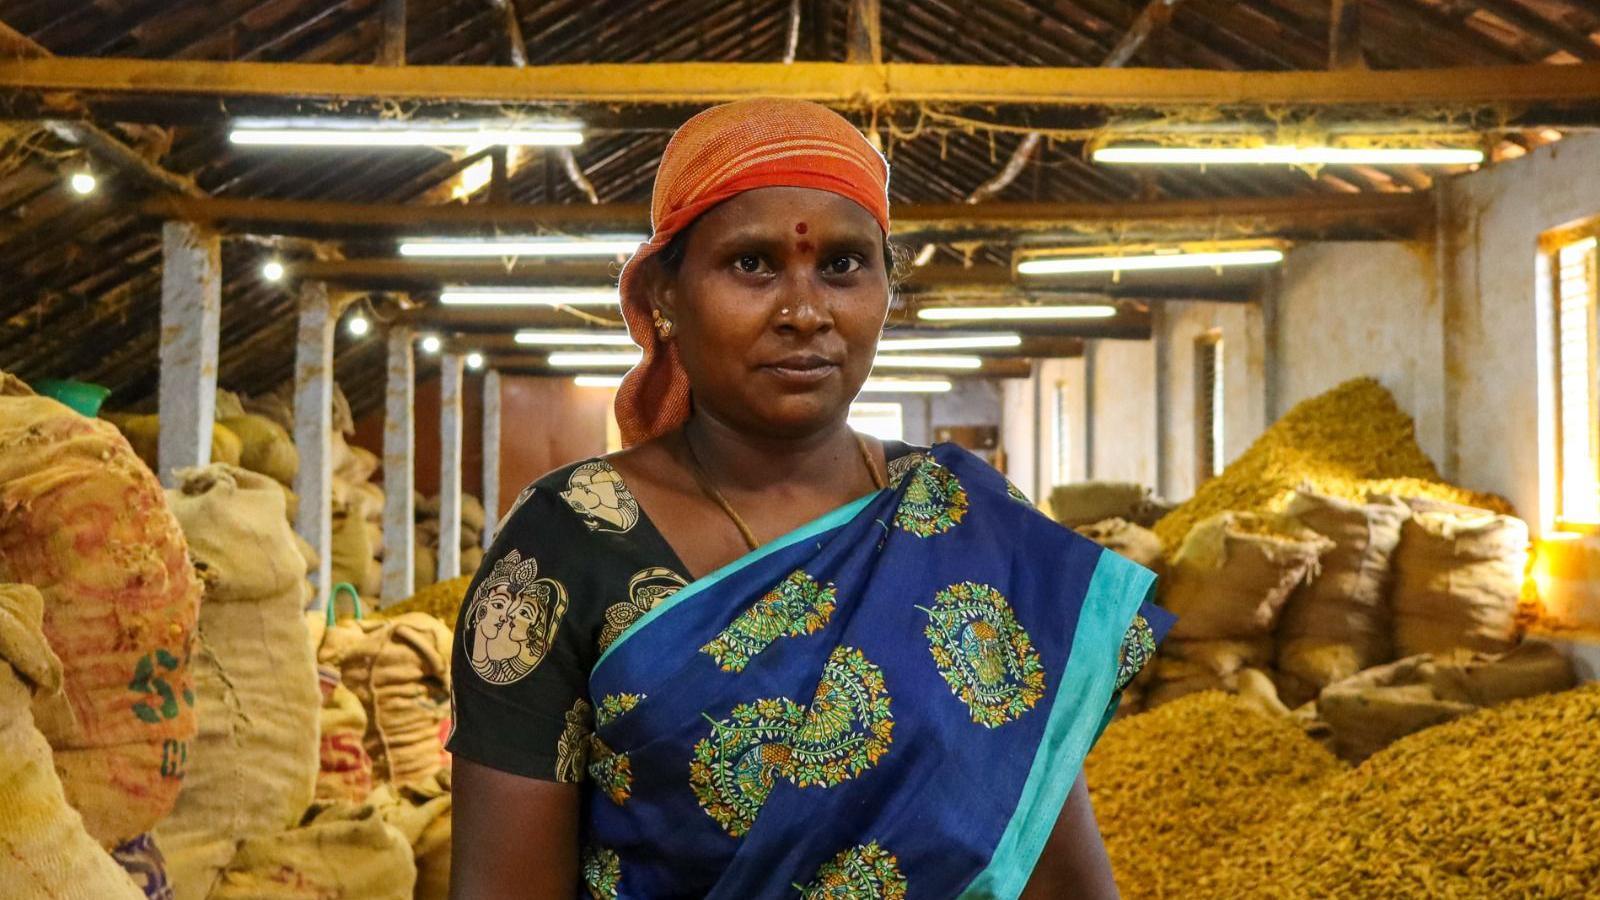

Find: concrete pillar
<box><xmin>381</xmin><ymin>327</ymin><xmax>416</xmax><ymax>603</ymax></box>
<box><xmin>157</xmin><ymin>222</ymin><xmax>221</xmax><ymax>487</ymax></box>
<box><xmin>436</xmin><ymin>353</ymin><xmax>464</xmax><ymax>583</ymax></box>
<box><xmin>481</xmin><ymin>369</ymin><xmax>502</xmax><ymax>549</ymax></box>
<box><xmin>1152</xmin><ymin>304</ymin><xmax>1172</xmax><ymax>499</ymax></box>
<box><xmin>293</xmin><ymin>281</ymin><xmax>335</xmax><ymax>610</ymax></box>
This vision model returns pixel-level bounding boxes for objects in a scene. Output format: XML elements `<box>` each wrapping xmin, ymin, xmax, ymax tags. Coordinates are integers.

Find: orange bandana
<box><xmin>613</xmin><ymin>99</ymin><xmax>890</xmax><ymax>447</ymax></box>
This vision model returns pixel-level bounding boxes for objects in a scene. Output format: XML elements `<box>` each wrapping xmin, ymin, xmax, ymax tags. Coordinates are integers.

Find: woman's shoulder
<box><xmin>497</xmin><ymin>454</ymin><xmax>643</xmax><ymax>538</ymax></box>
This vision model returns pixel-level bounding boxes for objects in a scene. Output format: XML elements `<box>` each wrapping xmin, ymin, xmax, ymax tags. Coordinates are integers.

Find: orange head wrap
<box><xmin>613</xmin><ymin>98</ymin><xmax>890</xmax><ymax>447</ymax></box>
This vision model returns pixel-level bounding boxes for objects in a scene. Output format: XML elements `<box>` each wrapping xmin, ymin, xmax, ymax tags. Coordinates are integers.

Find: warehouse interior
<box><xmin>2</xmin><ymin>1</ymin><xmax>1600</xmax><ymax>897</ymax></box>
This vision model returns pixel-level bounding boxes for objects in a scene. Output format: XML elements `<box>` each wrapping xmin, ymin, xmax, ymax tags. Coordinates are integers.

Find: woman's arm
<box><xmin>450</xmin><ymin>757</ymin><xmax>581</xmax><ymax>900</ymax></box>
<box><xmin>1019</xmin><ymin>772</ymin><xmax>1120</xmax><ymax>900</ymax></box>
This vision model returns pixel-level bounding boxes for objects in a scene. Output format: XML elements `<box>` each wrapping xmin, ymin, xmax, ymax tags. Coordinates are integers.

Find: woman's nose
<box><xmin>774</xmin><ymin>271</ymin><xmax>832</xmax><ymax>334</ymax></box>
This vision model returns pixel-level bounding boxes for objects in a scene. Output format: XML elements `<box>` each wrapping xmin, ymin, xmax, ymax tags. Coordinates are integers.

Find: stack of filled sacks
<box><xmin>0</xmin><ymin>373</ymin><xmax>201</xmax><ymax>878</ymax></box>
<box><xmin>1145</xmin><ymin>511</ymin><xmax>1332</xmax><ymax>709</ymax></box>
<box><xmin>330</xmin><ymin>438</ymin><xmax>385</xmax><ymax>602</ymax></box>
<box><xmin>0</xmin><ymin>583</ymin><xmax>147</xmax><ymax>899</ymax></box>
<box><xmin>320</xmin><ymin>610</ymin><xmax>454</xmax><ymax>788</ymax></box>
<box><xmin>1051</xmin><ymin>481</ymin><xmax>1172</xmax><ymax>529</ymax></box>
<box><xmin>157</xmin><ymin>464</ymin><xmax>415</xmax><ymax>900</ymax></box>
<box><xmin>106</xmin><ymin>410</ymin><xmax>245</xmax><ymax>473</ymax></box>
<box><xmin>412</xmin><ymin>493</ymin><xmax>487</xmax><ymax>589</ymax></box>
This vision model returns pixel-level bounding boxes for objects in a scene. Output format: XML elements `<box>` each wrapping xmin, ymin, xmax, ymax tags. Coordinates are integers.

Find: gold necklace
<box><xmin>683</xmin><ymin>431</ymin><xmax>887</xmax><ymax>552</ymax></box>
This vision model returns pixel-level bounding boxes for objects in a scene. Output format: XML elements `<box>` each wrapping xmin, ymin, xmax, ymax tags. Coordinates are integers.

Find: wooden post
<box><xmin>436</xmin><ymin>352</ymin><xmax>464</xmax><ymax>583</ymax></box>
<box><xmin>1152</xmin><ymin>304</ymin><xmax>1171</xmax><ymax>499</ymax></box>
<box><xmin>845</xmin><ymin>0</ymin><xmax>881</xmax><ymax>65</ymax></box>
<box><xmin>481</xmin><ymin>369</ymin><xmax>502</xmax><ymax>549</ymax></box>
<box><xmin>1083</xmin><ymin>341</ymin><xmax>1098</xmax><ymax>481</ymax></box>
<box><xmin>157</xmin><ymin>221</ymin><xmax>220</xmax><ymax>487</ymax></box>
<box><xmin>1329</xmin><ymin>0</ymin><xmax>1366</xmax><ymax>70</ymax></box>
<box><xmin>381</xmin><ymin>327</ymin><xmax>416</xmax><ymax>603</ymax></box>
<box><xmin>379</xmin><ymin>0</ymin><xmax>406</xmax><ymax>66</ymax></box>
<box><xmin>293</xmin><ymin>280</ymin><xmax>335</xmax><ymax>610</ymax></box>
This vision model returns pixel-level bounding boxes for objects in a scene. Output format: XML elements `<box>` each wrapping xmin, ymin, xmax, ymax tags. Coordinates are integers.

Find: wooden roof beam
<box><xmin>143</xmin><ymin>192</ymin><xmax>1430</xmax><ymax>242</ymax></box>
<box><xmin>3</xmin><ymin>57</ymin><xmax>1599</xmax><ymax>110</ymax></box>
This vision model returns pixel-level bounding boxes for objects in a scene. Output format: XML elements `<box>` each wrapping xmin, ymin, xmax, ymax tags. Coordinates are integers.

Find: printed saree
<box><xmin>582</xmin><ymin>444</ymin><xmax>1170</xmax><ymax>899</ymax></box>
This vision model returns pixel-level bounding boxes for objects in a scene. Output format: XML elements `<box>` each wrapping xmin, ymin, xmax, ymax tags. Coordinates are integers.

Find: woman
<box><xmin>449</xmin><ymin>99</ymin><xmax>1170</xmax><ymax>899</ymax></box>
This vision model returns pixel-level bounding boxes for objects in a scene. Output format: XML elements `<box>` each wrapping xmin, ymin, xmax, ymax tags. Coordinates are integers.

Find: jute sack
<box><xmin>0</xmin><ymin>583</ymin><xmax>144</xmax><ymax>900</ymax></box>
<box><xmin>1318</xmin><ymin>644</ymin><xmax>1572</xmax><ymax>763</ymax></box>
<box><xmin>1277</xmin><ymin>491</ymin><xmax>1409</xmax><ymax>692</ymax></box>
<box><xmin>1389</xmin><ymin>500</ymin><xmax>1528</xmax><ymax>657</ymax></box>
<box><xmin>1050</xmin><ymin>481</ymin><xmax>1151</xmax><ymax>528</ymax></box>
<box><xmin>331</xmin><ymin>507</ymin><xmax>379</xmax><ymax>599</ymax></box>
<box><xmin>1142</xmin><ymin>641</ymin><xmax>1271</xmax><ymax>709</ymax></box>
<box><xmin>1162</xmin><ymin>512</ymin><xmax>1333</xmax><ymax>642</ymax></box>
<box><xmin>155</xmin><ymin>465</ymin><xmax>319</xmax><ymax>900</ymax></box>
<box><xmin>0</xmin><ymin>376</ymin><xmax>200</xmax><ymax>848</ymax></box>
<box><xmin>239</xmin><ymin>392</ymin><xmax>293</xmax><ymax>434</ymax></box>
<box><xmin>373</xmin><ymin>770</ymin><xmax>452</xmax><ymax>900</ymax></box>
<box><xmin>209</xmin><ymin>804</ymin><xmax>416</xmax><ymax>900</ymax></box>
<box><xmin>329</xmin><ymin>613</ymin><xmax>454</xmax><ymax>787</ymax></box>
<box><xmin>219</xmin><ymin>414</ymin><xmax>298</xmax><ymax>487</ymax></box>
<box><xmin>316</xmin><ymin>666</ymin><xmax>374</xmax><ymax>805</ymax></box>
<box><xmin>1074</xmin><ymin>518</ymin><xmax>1166</xmax><ymax>576</ymax></box>
<box><xmin>105</xmin><ymin>413</ymin><xmax>243</xmax><ymax>471</ymax></box>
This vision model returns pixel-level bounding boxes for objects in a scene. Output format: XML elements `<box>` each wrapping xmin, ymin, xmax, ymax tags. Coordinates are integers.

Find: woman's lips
<box><xmin>761</xmin><ymin>356</ymin><xmax>840</xmax><ymax>385</ymax></box>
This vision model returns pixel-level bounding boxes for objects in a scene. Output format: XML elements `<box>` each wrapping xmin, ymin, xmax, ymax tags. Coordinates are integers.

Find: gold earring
<box><xmin>652</xmin><ymin>308</ymin><xmax>674</xmax><ymax>340</ymax></box>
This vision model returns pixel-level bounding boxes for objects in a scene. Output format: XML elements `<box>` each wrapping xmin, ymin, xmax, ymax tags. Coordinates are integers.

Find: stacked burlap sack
<box><xmin>0</xmin><ymin>583</ymin><xmax>146</xmax><ymax>899</ymax></box>
<box><xmin>0</xmin><ymin>373</ymin><xmax>201</xmax><ymax>855</ymax></box>
<box><xmin>1051</xmin><ymin>481</ymin><xmax>1172</xmax><ymax>529</ymax></box>
<box><xmin>412</xmin><ymin>492</ymin><xmax>487</xmax><ymax>590</ymax></box>
<box><xmin>319</xmin><ymin>610</ymin><xmax>454</xmax><ymax>787</ymax></box>
<box><xmin>330</xmin><ymin>440</ymin><xmax>386</xmax><ymax>602</ymax></box>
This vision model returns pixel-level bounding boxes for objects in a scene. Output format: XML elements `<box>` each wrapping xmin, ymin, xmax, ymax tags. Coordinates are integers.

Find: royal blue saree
<box><xmin>582</xmin><ymin>444</ymin><xmax>1169</xmax><ymax>899</ymax></box>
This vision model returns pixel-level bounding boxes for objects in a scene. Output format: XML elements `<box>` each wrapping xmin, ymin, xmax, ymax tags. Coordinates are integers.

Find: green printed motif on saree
<box><xmin>581</xmin><ymin>845</ymin><xmax>621</xmax><ymax>899</ymax></box>
<box><xmin>921</xmin><ymin>582</ymin><xmax>1046</xmax><ymax>729</ymax></box>
<box><xmin>798</xmin><ymin>842</ymin><xmax>908</xmax><ymax>900</ymax></box>
<box><xmin>1115</xmin><ymin>614</ymin><xmax>1158</xmax><ymax>693</ymax></box>
<box><xmin>699</xmin><ymin>570</ymin><xmax>836</xmax><ymax>673</ymax></box>
<box><xmin>587</xmin><ymin>736</ymin><xmax>633</xmax><ymax>806</ymax></box>
<box><xmin>893</xmin><ymin>459</ymin><xmax>969</xmax><ymax>538</ymax></box>
<box><xmin>690</xmin><ymin>646</ymin><xmax>897</xmax><ymax>837</ymax></box>
<box><xmin>595</xmin><ymin>692</ymin><xmax>646</xmax><ymax>728</ymax></box>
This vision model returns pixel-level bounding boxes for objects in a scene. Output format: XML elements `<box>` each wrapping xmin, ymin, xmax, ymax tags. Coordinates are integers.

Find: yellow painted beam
<box><xmin>3</xmin><ymin>57</ymin><xmax>1599</xmax><ymax>107</ymax></box>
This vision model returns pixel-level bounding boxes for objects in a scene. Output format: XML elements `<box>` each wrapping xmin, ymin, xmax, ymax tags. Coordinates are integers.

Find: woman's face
<box><xmin>654</xmin><ymin>186</ymin><xmax>890</xmax><ymax>439</ymax></box>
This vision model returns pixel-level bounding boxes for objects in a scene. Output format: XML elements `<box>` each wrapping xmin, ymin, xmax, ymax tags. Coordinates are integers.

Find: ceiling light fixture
<box><xmin>573</xmin><ymin>374</ymin><xmax>626</xmax><ymax>389</ymax></box>
<box><xmin>261</xmin><ymin>260</ymin><xmax>286</xmax><ymax>282</ymax></box>
<box><xmin>69</xmin><ymin>171</ymin><xmax>97</xmax><ymax>195</ymax></box>
<box><xmin>400</xmin><ymin>237</ymin><xmax>643</xmax><ymax>258</ymax></box>
<box><xmin>871</xmin><ymin>354</ymin><xmax>983</xmax><ymax>370</ymax></box>
<box><xmin>916</xmin><ymin>305</ymin><xmax>1118</xmax><ymax>322</ymax></box>
<box><xmin>439</xmin><ymin>288</ymin><xmax>621</xmax><ymax>307</ymax></box>
<box><xmin>229</xmin><ymin>119</ymin><xmax>584</xmax><ymax>148</ymax></box>
<box><xmin>419</xmin><ymin>335</ymin><xmax>442</xmax><ymax>354</ymax></box>
<box><xmin>878</xmin><ymin>334</ymin><xmax>1022</xmax><ymax>352</ymax></box>
<box><xmin>514</xmin><ymin>330</ymin><xmax>636</xmax><ymax>347</ymax></box>
<box><xmin>547</xmin><ymin>351</ymin><xmax>643</xmax><ymax>369</ymax></box>
<box><xmin>1092</xmin><ymin>145</ymin><xmax>1484</xmax><ymax>167</ymax></box>
<box><xmin>1017</xmin><ymin>249</ymin><xmax>1284</xmax><ymax>276</ymax></box>
<box><xmin>859</xmin><ymin>378</ymin><xmax>954</xmax><ymax>394</ymax></box>
<box><xmin>346</xmin><ymin>314</ymin><xmax>370</xmax><ymax>337</ymax></box>
<box><xmin>465</xmin><ymin>352</ymin><xmax>485</xmax><ymax>370</ymax></box>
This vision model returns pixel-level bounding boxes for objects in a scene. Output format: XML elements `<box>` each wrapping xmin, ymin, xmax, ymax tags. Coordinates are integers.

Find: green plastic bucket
<box><xmin>32</xmin><ymin>378</ymin><xmax>112</xmax><ymax>417</ymax></box>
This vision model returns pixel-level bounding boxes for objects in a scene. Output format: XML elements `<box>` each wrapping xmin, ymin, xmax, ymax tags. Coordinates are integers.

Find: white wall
<box><xmin>1272</xmin><ymin>242</ymin><xmax>1447</xmax><ymax>466</ymax></box>
<box><xmin>1088</xmin><ymin>339</ymin><xmax>1159</xmax><ymax>487</ymax></box>
<box><xmin>1156</xmin><ymin>301</ymin><xmax>1268</xmax><ymax>501</ymax></box>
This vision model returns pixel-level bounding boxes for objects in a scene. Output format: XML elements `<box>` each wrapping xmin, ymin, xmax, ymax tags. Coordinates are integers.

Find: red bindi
<box><xmin>794</xmin><ymin>222</ymin><xmax>809</xmax><ymax>234</ymax></box>
<box><xmin>796</xmin><ymin>240</ymin><xmax>814</xmax><ymax>253</ymax></box>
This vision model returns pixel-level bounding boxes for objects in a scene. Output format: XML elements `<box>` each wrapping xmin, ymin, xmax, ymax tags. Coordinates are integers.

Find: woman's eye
<box><xmin>826</xmin><ymin>255</ymin><xmax>863</xmax><ymax>275</ymax></box>
<box><xmin>736</xmin><ymin>254</ymin><xmax>764</xmax><ymax>273</ymax></box>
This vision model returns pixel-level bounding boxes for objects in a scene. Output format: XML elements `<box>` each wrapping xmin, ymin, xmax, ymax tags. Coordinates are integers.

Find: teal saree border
<box><xmin>592</xmin><ymin>490</ymin><xmax>882</xmax><ymax>676</ymax></box>
<box><xmin>958</xmin><ymin>549</ymin><xmax>1157</xmax><ymax>900</ymax></box>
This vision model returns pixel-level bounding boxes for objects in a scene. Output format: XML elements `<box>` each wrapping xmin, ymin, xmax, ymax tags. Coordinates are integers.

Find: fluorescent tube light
<box><xmin>878</xmin><ymin>334</ymin><xmax>1022</xmax><ymax>352</ymax></box>
<box><xmin>573</xmin><ymin>375</ymin><xmax>626</xmax><ymax>389</ymax></box>
<box><xmin>1018</xmin><ymin>249</ymin><xmax>1283</xmax><ymax>275</ymax></box>
<box><xmin>400</xmin><ymin>237</ymin><xmax>643</xmax><ymax>258</ymax></box>
<box><xmin>230</xmin><ymin>120</ymin><xmax>584</xmax><ymax>148</ymax></box>
<box><xmin>514</xmin><ymin>331</ymin><xmax>637</xmax><ymax>347</ymax></box>
<box><xmin>860</xmin><ymin>378</ymin><xmax>953</xmax><ymax>394</ymax></box>
<box><xmin>871</xmin><ymin>355</ymin><xmax>983</xmax><ymax>370</ymax></box>
<box><xmin>1093</xmin><ymin>145</ymin><xmax>1484</xmax><ymax>166</ymax></box>
<box><xmin>439</xmin><ymin>289</ymin><xmax>621</xmax><ymax>307</ymax></box>
<box><xmin>547</xmin><ymin>351</ymin><xmax>643</xmax><ymax>369</ymax></box>
<box><xmin>917</xmin><ymin>305</ymin><xmax>1118</xmax><ymax>322</ymax></box>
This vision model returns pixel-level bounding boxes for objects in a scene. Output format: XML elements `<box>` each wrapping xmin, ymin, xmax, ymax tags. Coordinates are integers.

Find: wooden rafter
<box><xmin>1</xmin><ymin>57</ymin><xmax>1598</xmax><ymax>112</ymax></box>
<box><xmin>143</xmin><ymin>191</ymin><xmax>1429</xmax><ymax>241</ymax></box>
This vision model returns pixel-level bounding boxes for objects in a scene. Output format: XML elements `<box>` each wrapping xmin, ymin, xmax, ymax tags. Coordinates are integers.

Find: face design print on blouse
<box><xmin>465</xmin><ymin>549</ymin><xmax>572</xmax><ymax>685</ymax></box>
